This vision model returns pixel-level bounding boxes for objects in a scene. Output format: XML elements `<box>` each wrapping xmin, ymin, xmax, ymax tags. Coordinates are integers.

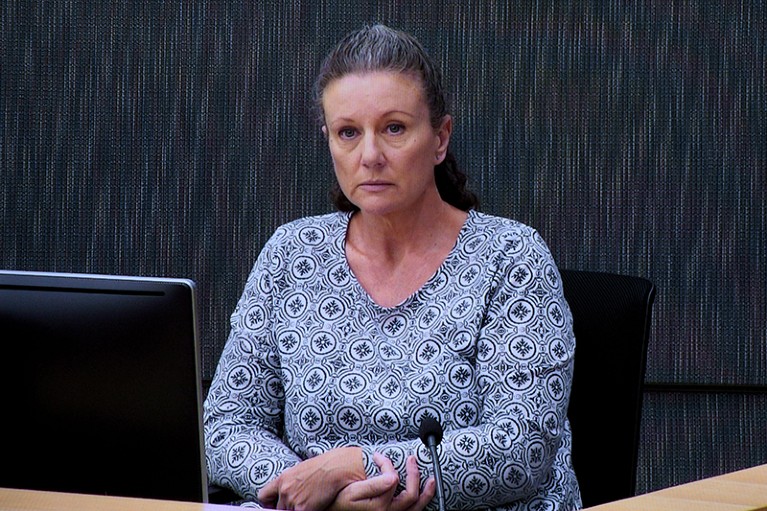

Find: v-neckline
<box><xmin>340</xmin><ymin>210</ymin><xmax>475</xmax><ymax>310</ymax></box>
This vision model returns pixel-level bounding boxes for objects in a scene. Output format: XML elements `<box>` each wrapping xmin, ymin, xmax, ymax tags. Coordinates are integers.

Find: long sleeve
<box><xmin>358</xmin><ymin>224</ymin><xmax>579</xmax><ymax>510</ymax></box>
<box><xmin>203</xmin><ymin>212</ymin><xmax>580</xmax><ymax>511</ymax></box>
<box><xmin>203</xmin><ymin>233</ymin><xmax>302</xmax><ymax>501</ymax></box>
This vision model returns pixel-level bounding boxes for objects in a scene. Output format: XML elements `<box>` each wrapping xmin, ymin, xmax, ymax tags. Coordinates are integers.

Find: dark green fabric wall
<box><xmin>2</xmin><ymin>0</ymin><xmax>765</xmax><ymax>495</ymax></box>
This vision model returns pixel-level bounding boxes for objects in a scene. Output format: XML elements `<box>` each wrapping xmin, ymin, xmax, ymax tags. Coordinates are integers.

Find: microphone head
<box><xmin>418</xmin><ymin>416</ymin><xmax>443</xmax><ymax>446</ymax></box>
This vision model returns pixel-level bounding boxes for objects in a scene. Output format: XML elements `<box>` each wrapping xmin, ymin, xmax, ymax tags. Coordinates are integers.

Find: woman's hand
<box><xmin>330</xmin><ymin>453</ymin><xmax>436</xmax><ymax>511</ymax></box>
<box><xmin>258</xmin><ymin>447</ymin><xmax>365</xmax><ymax>510</ymax></box>
<box><xmin>329</xmin><ymin>453</ymin><xmax>399</xmax><ymax>511</ymax></box>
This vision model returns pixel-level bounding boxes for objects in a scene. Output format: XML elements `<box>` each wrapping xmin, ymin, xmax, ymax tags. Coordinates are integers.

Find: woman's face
<box><xmin>322</xmin><ymin>71</ymin><xmax>451</xmax><ymax>218</ymax></box>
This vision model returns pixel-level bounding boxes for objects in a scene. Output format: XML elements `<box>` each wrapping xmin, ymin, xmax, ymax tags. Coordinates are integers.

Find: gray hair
<box><xmin>314</xmin><ymin>24</ymin><xmax>478</xmax><ymax>212</ymax></box>
<box><xmin>313</xmin><ymin>24</ymin><xmax>448</xmax><ymax>129</ymax></box>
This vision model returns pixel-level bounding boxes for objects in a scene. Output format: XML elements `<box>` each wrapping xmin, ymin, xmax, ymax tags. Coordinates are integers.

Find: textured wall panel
<box><xmin>1</xmin><ymin>0</ymin><xmax>765</xmax><ymax>494</ymax></box>
<box><xmin>638</xmin><ymin>392</ymin><xmax>767</xmax><ymax>493</ymax></box>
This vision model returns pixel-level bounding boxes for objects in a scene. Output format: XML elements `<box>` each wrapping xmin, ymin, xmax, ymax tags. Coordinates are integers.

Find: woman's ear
<box><xmin>322</xmin><ymin>125</ymin><xmax>328</xmax><ymax>139</ymax></box>
<box><xmin>435</xmin><ymin>115</ymin><xmax>452</xmax><ymax>163</ymax></box>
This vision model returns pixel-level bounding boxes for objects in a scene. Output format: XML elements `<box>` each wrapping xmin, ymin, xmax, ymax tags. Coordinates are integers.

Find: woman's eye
<box><xmin>338</xmin><ymin>128</ymin><xmax>357</xmax><ymax>139</ymax></box>
<box><xmin>387</xmin><ymin>123</ymin><xmax>404</xmax><ymax>135</ymax></box>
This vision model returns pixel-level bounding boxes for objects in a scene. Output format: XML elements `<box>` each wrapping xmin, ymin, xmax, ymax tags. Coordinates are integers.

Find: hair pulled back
<box><xmin>314</xmin><ymin>24</ymin><xmax>478</xmax><ymax>212</ymax></box>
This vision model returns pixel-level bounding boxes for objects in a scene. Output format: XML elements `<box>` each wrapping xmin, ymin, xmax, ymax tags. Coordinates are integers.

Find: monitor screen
<box><xmin>0</xmin><ymin>271</ymin><xmax>208</xmax><ymax>502</ymax></box>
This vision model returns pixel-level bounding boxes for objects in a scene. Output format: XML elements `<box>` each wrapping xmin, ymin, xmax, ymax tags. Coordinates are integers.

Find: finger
<box><xmin>403</xmin><ymin>455</ymin><xmax>421</xmax><ymax>493</ymax></box>
<box><xmin>275</xmin><ymin>492</ymin><xmax>291</xmax><ymax>511</ymax></box>
<box><xmin>406</xmin><ymin>477</ymin><xmax>436</xmax><ymax>511</ymax></box>
<box><xmin>344</xmin><ymin>472</ymin><xmax>399</xmax><ymax>502</ymax></box>
<box><xmin>372</xmin><ymin>451</ymin><xmax>397</xmax><ymax>475</ymax></box>
<box><xmin>390</xmin><ymin>456</ymin><xmax>421</xmax><ymax>511</ymax></box>
<box><xmin>258</xmin><ymin>477</ymin><xmax>279</xmax><ymax>506</ymax></box>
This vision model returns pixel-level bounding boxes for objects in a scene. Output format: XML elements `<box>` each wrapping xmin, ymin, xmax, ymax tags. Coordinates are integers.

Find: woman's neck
<box><xmin>344</xmin><ymin>199</ymin><xmax>469</xmax><ymax>308</ymax></box>
<box><xmin>347</xmin><ymin>199</ymin><xmax>466</xmax><ymax>264</ymax></box>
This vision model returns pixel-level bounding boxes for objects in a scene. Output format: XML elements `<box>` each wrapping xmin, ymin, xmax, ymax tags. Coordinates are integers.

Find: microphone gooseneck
<box><xmin>418</xmin><ymin>417</ymin><xmax>447</xmax><ymax>511</ymax></box>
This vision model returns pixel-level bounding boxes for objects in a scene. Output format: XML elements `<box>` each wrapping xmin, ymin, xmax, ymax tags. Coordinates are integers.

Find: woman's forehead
<box><xmin>322</xmin><ymin>75</ymin><xmax>430</xmax><ymax>126</ymax></box>
<box><xmin>323</xmin><ymin>71</ymin><xmax>426</xmax><ymax>107</ymax></box>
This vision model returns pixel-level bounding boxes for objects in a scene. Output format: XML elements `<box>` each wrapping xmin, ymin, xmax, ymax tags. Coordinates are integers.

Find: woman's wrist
<box><xmin>328</xmin><ymin>446</ymin><xmax>366</xmax><ymax>487</ymax></box>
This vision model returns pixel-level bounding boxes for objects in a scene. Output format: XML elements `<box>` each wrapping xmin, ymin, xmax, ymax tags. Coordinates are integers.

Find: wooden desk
<box><xmin>0</xmin><ymin>487</ymin><xmax>238</xmax><ymax>511</ymax></box>
<box><xmin>583</xmin><ymin>463</ymin><xmax>767</xmax><ymax>511</ymax></box>
<box><xmin>2</xmin><ymin>464</ymin><xmax>766</xmax><ymax>511</ymax></box>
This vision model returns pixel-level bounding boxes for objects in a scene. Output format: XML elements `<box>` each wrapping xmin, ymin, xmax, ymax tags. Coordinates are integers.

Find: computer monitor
<box><xmin>0</xmin><ymin>270</ymin><xmax>208</xmax><ymax>502</ymax></box>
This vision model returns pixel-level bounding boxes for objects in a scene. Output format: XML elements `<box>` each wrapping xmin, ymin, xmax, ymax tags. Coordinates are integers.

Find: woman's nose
<box><xmin>360</xmin><ymin>133</ymin><xmax>385</xmax><ymax>168</ymax></box>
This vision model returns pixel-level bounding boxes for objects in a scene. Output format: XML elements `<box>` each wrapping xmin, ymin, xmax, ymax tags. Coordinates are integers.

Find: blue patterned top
<box><xmin>204</xmin><ymin>210</ymin><xmax>581</xmax><ymax>510</ymax></box>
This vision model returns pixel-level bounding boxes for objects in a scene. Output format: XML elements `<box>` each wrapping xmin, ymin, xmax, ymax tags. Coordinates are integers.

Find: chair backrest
<box><xmin>560</xmin><ymin>269</ymin><xmax>656</xmax><ymax>508</ymax></box>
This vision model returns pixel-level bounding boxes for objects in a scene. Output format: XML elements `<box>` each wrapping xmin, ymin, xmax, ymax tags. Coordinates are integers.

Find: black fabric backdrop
<box><xmin>2</xmin><ymin>0</ymin><xmax>765</xmax><ymax>495</ymax></box>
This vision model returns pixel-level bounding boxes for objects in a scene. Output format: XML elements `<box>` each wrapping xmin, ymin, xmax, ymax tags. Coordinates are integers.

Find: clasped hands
<box><xmin>258</xmin><ymin>447</ymin><xmax>436</xmax><ymax>511</ymax></box>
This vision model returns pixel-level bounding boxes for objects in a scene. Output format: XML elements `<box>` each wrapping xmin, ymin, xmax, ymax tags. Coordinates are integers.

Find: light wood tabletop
<box><xmin>0</xmin><ymin>487</ymin><xmax>238</xmax><ymax>511</ymax></box>
<box><xmin>2</xmin><ymin>463</ymin><xmax>766</xmax><ymax>511</ymax></box>
<box><xmin>583</xmin><ymin>463</ymin><xmax>767</xmax><ymax>511</ymax></box>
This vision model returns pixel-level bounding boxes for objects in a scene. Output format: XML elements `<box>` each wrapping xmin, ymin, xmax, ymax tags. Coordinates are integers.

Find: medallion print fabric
<box><xmin>204</xmin><ymin>210</ymin><xmax>581</xmax><ymax>510</ymax></box>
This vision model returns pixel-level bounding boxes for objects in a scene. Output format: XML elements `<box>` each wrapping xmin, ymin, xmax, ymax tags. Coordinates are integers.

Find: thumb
<box><xmin>258</xmin><ymin>477</ymin><xmax>278</xmax><ymax>505</ymax></box>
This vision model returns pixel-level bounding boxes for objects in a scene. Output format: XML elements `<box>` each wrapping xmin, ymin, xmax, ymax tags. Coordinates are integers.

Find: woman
<box><xmin>204</xmin><ymin>25</ymin><xmax>581</xmax><ymax>511</ymax></box>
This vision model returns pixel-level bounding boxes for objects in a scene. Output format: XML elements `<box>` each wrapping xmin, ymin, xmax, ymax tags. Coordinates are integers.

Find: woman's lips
<box><xmin>358</xmin><ymin>181</ymin><xmax>393</xmax><ymax>192</ymax></box>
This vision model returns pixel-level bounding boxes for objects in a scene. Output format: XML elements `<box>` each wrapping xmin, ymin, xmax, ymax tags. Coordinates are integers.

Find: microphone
<box><xmin>419</xmin><ymin>416</ymin><xmax>447</xmax><ymax>511</ymax></box>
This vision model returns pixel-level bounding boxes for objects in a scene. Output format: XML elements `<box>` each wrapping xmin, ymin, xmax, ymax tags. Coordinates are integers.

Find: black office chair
<box><xmin>560</xmin><ymin>269</ymin><xmax>656</xmax><ymax>508</ymax></box>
